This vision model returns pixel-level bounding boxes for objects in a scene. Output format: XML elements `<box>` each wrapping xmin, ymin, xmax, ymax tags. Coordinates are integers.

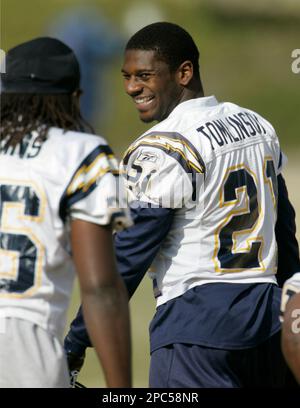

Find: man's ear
<box><xmin>177</xmin><ymin>60</ymin><xmax>194</xmax><ymax>86</ymax></box>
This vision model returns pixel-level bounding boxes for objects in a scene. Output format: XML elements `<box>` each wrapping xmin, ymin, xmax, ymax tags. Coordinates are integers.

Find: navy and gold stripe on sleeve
<box><xmin>59</xmin><ymin>144</ymin><xmax>118</xmax><ymax>222</ymax></box>
<box><xmin>123</xmin><ymin>131</ymin><xmax>205</xmax><ymax>173</ymax></box>
<box><xmin>123</xmin><ymin>131</ymin><xmax>205</xmax><ymax>200</ymax></box>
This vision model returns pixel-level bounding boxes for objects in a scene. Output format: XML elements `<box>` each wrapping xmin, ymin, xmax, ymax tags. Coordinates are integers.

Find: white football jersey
<box><xmin>0</xmin><ymin>127</ymin><xmax>131</xmax><ymax>339</ymax></box>
<box><xmin>122</xmin><ymin>96</ymin><xmax>283</xmax><ymax>307</ymax></box>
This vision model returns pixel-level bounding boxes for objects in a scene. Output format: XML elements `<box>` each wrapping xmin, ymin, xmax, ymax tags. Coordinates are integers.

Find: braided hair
<box><xmin>0</xmin><ymin>92</ymin><xmax>94</xmax><ymax>148</ymax></box>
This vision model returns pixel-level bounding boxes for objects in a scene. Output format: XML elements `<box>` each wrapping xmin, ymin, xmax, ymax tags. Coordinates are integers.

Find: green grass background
<box><xmin>1</xmin><ymin>0</ymin><xmax>300</xmax><ymax>387</ymax></box>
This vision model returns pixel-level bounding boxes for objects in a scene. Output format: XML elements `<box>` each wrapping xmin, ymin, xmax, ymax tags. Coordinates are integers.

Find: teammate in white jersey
<box><xmin>281</xmin><ymin>273</ymin><xmax>300</xmax><ymax>383</ymax></box>
<box><xmin>0</xmin><ymin>37</ymin><xmax>132</xmax><ymax>388</ymax></box>
<box><xmin>65</xmin><ymin>23</ymin><xmax>300</xmax><ymax>387</ymax></box>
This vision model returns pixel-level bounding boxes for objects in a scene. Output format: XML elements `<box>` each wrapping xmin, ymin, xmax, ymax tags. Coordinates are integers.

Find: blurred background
<box><xmin>1</xmin><ymin>0</ymin><xmax>300</xmax><ymax>387</ymax></box>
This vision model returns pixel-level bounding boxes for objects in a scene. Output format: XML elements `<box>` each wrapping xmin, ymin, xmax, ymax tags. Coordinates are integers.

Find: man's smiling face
<box><xmin>122</xmin><ymin>49</ymin><xmax>183</xmax><ymax>123</ymax></box>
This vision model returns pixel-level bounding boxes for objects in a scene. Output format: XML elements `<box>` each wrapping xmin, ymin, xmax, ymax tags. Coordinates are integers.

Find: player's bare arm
<box><xmin>71</xmin><ymin>219</ymin><xmax>132</xmax><ymax>388</ymax></box>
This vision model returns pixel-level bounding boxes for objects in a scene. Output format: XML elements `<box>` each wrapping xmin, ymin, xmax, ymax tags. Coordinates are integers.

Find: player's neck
<box><xmin>179</xmin><ymin>86</ymin><xmax>204</xmax><ymax>105</ymax></box>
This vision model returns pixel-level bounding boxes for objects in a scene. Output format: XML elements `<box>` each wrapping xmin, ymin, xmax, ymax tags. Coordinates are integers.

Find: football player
<box><xmin>281</xmin><ymin>273</ymin><xmax>300</xmax><ymax>383</ymax></box>
<box><xmin>0</xmin><ymin>37</ymin><xmax>132</xmax><ymax>388</ymax></box>
<box><xmin>65</xmin><ymin>22</ymin><xmax>300</xmax><ymax>387</ymax></box>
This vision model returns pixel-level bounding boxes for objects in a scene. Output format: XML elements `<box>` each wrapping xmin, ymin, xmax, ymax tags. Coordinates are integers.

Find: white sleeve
<box><xmin>122</xmin><ymin>145</ymin><xmax>204</xmax><ymax>209</ymax></box>
<box><xmin>60</xmin><ymin>144</ymin><xmax>132</xmax><ymax>230</ymax></box>
<box><xmin>284</xmin><ymin>273</ymin><xmax>300</xmax><ymax>289</ymax></box>
<box><xmin>70</xmin><ymin>173</ymin><xmax>131</xmax><ymax>230</ymax></box>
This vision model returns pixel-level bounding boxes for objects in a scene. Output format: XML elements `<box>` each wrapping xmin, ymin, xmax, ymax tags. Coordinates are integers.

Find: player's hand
<box><xmin>67</xmin><ymin>350</ymin><xmax>85</xmax><ymax>373</ymax></box>
<box><xmin>280</xmin><ymin>275</ymin><xmax>300</xmax><ymax>322</ymax></box>
<box><xmin>66</xmin><ymin>351</ymin><xmax>86</xmax><ymax>388</ymax></box>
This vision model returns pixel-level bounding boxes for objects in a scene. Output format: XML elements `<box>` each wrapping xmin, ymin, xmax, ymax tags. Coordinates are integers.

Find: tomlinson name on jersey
<box><xmin>197</xmin><ymin>111</ymin><xmax>266</xmax><ymax>150</ymax></box>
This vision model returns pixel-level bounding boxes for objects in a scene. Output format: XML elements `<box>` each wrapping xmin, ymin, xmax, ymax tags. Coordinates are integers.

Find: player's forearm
<box><xmin>81</xmin><ymin>277</ymin><xmax>132</xmax><ymax>388</ymax></box>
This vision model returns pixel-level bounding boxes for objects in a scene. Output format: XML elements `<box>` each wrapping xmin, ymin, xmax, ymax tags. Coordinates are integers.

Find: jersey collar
<box><xmin>168</xmin><ymin>95</ymin><xmax>219</xmax><ymax>118</ymax></box>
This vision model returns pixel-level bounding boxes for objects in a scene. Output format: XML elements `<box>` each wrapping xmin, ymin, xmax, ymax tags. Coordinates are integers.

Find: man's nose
<box><xmin>126</xmin><ymin>77</ymin><xmax>142</xmax><ymax>95</ymax></box>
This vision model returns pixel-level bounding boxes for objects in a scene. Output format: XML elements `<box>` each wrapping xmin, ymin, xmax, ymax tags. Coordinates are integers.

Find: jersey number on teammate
<box><xmin>0</xmin><ymin>182</ymin><xmax>45</xmax><ymax>295</ymax></box>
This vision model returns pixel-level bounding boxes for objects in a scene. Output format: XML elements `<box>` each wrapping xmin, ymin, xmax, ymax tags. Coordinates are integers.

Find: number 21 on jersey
<box><xmin>213</xmin><ymin>158</ymin><xmax>277</xmax><ymax>273</ymax></box>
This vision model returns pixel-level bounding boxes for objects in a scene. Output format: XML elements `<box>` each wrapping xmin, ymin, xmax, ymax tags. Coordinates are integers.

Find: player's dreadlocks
<box><xmin>126</xmin><ymin>22</ymin><xmax>202</xmax><ymax>82</ymax></box>
<box><xmin>0</xmin><ymin>92</ymin><xmax>94</xmax><ymax>148</ymax></box>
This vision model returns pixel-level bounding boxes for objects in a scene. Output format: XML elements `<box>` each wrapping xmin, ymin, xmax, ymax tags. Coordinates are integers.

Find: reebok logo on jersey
<box><xmin>137</xmin><ymin>151</ymin><xmax>158</xmax><ymax>163</ymax></box>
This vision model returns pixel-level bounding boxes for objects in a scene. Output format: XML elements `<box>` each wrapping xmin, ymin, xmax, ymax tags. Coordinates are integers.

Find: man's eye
<box><xmin>139</xmin><ymin>73</ymin><xmax>150</xmax><ymax>80</ymax></box>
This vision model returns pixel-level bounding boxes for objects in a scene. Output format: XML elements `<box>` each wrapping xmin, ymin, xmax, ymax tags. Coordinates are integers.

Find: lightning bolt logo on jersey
<box><xmin>0</xmin><ymin>128</ymin><xmax>131</xmax><ymax>339</ymax></box>
<box><xmin>121</xmin><ymin>96</ymin><xmax>283</xmax><ymax>307</ymax></box>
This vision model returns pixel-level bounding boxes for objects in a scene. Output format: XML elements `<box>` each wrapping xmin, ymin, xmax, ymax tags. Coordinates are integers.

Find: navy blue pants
<box><xmin>149</xmin><ymin>331</ymin><xmax>290</xmax><ymax>388</ymax></box>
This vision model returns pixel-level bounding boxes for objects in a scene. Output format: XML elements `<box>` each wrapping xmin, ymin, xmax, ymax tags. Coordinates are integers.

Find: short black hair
<box><xmin>126</xmin><ymin>22</ymin><xmax>200</xmax><ymax>78</ymax></box>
